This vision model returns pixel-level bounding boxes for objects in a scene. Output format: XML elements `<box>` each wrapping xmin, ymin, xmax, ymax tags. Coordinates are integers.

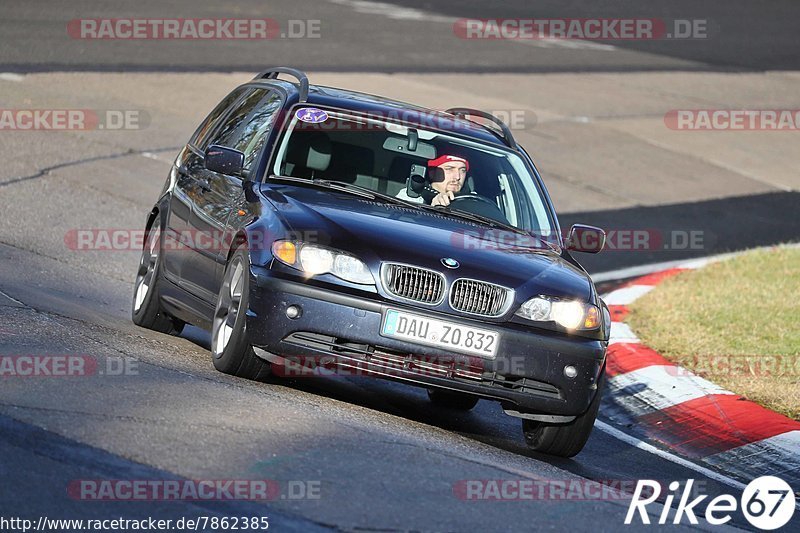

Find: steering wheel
<box><xmin>447</xmin><ymin>194</ymin><xmax>511</xmax><ymax>224</ymax></box>
<box><xmin>450</xmin><ymin>194</ymin><xmax>499</xmax><ymax>209</ymax></box>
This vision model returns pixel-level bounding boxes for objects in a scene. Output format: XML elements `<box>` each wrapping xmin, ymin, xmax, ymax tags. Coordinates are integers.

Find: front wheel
<box><xmin>522</xmin><ymin>368</ymin><xmax>605</xmax><ymax>457</ymax></box>
<box><xmin>211</xmin><ymin>247</ymin><xmax>272</xmax><ymax>381</ymax></box>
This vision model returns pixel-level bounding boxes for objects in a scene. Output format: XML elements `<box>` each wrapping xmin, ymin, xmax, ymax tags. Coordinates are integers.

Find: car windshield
<box><xmin>270</xmin><ymin>108</ymin><xmax>555</xmax><ymax>235</ymax></box>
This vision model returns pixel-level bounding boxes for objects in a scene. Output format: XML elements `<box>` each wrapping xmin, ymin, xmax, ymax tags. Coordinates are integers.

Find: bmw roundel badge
<box><xmin>441</xmin><ymin>257</ymin><xmax>460</xmax><ymax>269</ymax></box>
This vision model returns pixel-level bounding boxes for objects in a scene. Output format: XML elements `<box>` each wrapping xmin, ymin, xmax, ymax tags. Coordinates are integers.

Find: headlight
<box><xmin>272</xmin><ymin>241</ymin><xmax>375</xmax><ymax>285</ymax></box>
<box><xmin>299</xmin><ymin>246</ymin><xmax>335</xmax><ymax>275</ymax></box>
<box><xmin>516</xmin><ymin>296</ymin><xmax>600</xmax><ymax>330</ymax></box>
<box><xmin>333</xmin><ymin>254</ymin><xmax>374</xmax><ymax>284</ymax></box>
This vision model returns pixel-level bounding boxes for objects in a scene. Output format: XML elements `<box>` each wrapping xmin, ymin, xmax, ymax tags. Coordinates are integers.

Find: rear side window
<box><xmin>189</xmin><ymin>87</ymin><xmax>247</xmax><ymax>150</ymax></box>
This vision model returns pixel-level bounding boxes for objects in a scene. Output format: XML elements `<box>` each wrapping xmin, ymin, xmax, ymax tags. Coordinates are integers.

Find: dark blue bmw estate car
<box><xmin>133</xmin><ymin>67</ymin><xmax>610</xmax><ymax>457</ymax></box>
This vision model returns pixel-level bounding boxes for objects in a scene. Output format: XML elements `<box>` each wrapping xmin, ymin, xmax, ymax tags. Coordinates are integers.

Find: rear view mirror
<box><xmin>566</xmin><ymin>224</ymin><xmax>606</xmax><ymax>254</ymax></box>
<box><xmin>205</xmin><ymin>145</ymin><xmax>244</xmax><ymax>177</ymax></box>
<box><xmin>382</xmin><ymin>136</ymin><xmax>436</xmax><ymax>159</ymax></box>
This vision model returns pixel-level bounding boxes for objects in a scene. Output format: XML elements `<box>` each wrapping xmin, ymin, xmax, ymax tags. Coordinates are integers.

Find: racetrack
<box><xmin>4</xmin><ymin>0</ymin><xmax>800</xmax><ymax>72</ymax></box>
<box><xmin>1</xmin><ymin>2</ymin><xmax>799</xmax><ymax>531</ymax></box>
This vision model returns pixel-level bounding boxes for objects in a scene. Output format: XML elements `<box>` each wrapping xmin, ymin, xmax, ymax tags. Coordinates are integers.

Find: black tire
<box><xmin>427</xmin><ymin>388</ymin><xmax>480</xmax><ymax>411</ymax></box>
<box><xmin>132</xmin><ymin>219</ymin><xmax>185</xmax><ymax>335</ymax></box>
<box><xmin>522</xmin><ymin>368</ymin><xmax>606</xmax><ymax>458</ymax></box>
<box><xmin>211</xmin><ymin>247</ymin><xmax>272</xmax><ymax>381</ymax></box>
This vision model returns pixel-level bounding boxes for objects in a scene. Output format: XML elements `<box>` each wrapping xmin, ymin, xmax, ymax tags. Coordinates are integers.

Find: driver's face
<box><xmin>431</xmin><ymin>163</ymin><xmax>467</xmax><ymax>194</ymax></box>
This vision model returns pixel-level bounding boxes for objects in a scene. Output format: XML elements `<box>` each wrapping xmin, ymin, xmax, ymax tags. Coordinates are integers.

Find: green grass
<box><xmin>627</xmin><ymin>246</ymin><xmax>800</xmax><ymax>420</ymax></box>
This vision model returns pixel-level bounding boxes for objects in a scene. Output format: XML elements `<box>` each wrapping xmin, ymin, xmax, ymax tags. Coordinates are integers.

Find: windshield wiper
<box><xmin>270</xmin><ymin>175</ymin><xmax>430</xmax><ymax>210</ymax></box>
<box><xmin>319</xmin><ymin>179</ymin><xmax>427</xmax><ymax>208</ymax></box>
<box><xmin>437</xmin><ymin>208</ymin><xmax>556</xmax><ymax>251</ymax></box>
<box><xmin>429</xmin><ymin>206</ymin><xmax>530</xmax><ymax>236</ymax></box>
<box><xmin>270</xmin><ymin>175</ymin><xmax>375</xmax><ymax>199</ymax></box>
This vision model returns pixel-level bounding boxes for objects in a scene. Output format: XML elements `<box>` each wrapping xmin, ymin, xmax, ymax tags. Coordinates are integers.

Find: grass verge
<box><xmin>627</xmin><ymin>246</ymin><xmax>800</xmax><ymax>420</ymax></box>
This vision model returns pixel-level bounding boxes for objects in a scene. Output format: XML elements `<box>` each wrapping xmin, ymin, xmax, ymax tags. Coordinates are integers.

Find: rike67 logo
<box><xmin>626</xmin><ymin>477</ymin><xmax>795</xmax><ymax>530</ymax></box>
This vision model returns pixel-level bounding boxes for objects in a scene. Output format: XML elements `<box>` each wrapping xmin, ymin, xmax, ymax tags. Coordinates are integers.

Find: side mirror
<box><xmin>566</xmin><ymin>224</ymin><xmax>606</xmax><ymax>254</ymax></box>
<box><xmin>204</xmin><ymin>145</ymin><xmax>244</xmax><ymax>177</ymax></box>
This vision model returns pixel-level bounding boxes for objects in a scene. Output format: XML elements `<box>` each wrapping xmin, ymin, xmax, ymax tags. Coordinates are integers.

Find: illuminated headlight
<box><xmin>516</xmin><ymin>296</ymin><xmax>600</xmax><ymax>330</ymax></box>
<box><xmin>272</xmin><ymin>241</ymin><xmax>375</xmax><ymax>285</ymax></box>
<box><xmin>299</xmin><ymin>246</ymin><xmax>335</xmax><ymax>275</ymax></box>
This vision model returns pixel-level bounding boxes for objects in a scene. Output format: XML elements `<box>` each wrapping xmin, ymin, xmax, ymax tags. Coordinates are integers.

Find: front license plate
<box><xmin>381</xmin><ymin>309</ymin><xmax>499</xmax><ymax>358</ymax></box>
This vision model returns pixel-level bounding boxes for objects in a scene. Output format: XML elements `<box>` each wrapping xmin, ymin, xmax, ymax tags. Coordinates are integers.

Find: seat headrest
<box><xmin>388</xmin><ymin>156</ymin><xmax>414</xmax><ymax>179</ymax></box>
<box><xmin>306</xmin><ymin>133</ymin><xmax>331</xmax><ymax>171</ymax></box>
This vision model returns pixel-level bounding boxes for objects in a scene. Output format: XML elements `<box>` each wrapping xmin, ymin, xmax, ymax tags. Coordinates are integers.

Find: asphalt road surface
<box><xmin>1</xmin><ymin>0</ymin><xmax>799</xmax><ymax>72</ymax></box>
<box><xmin>1</xmin><ymin>1</ymin><xmax>798</xmax><ymax>531</ymax></box>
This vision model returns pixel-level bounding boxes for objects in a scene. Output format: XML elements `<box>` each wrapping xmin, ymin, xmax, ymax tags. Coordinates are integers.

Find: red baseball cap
<box><xmin>428</xmin><ymin>154</ymin><xmax>469</xmax><ymax>171</ymax></box>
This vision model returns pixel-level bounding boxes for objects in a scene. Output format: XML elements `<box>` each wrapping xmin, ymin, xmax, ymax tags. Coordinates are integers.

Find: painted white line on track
<box><xmin>0</xmin><ymin>73</ymin><xmax>24</xmax><ymax>82</ymax></box>
<box><xmin>608</xmin><ymin>365</ymin><xmax>734</xmax><ymax>411</ymax></box>
<box><xmin>595</xmin><ymin>420</ymin><xmax>747</xmax><ymax>491</ymax></box>
<box><xmin>512</xmin><ymin>37</ymin><xmax>617</xmax><ymax>52</ymax></box>
<box><xmin>678</xmin><ymin>257</ymin><xmax>714</xmax><ymax>270</ymax></box>
<box><xmin>593</xmin><ymin>258</ymin><xmax>699</xmax><ymax>284</ymax></box>
<box><xmin>609</xmin><ymin>322</ymin><xmax>639</xmax><ymax>344</ymax></box>
<box><xmin>327</xmin><ymin>0</ymin><xmax>618</xmax><ymax>52</ymax></box>
<box><xmin>603</xmin><ymin>284</ymin><xmax>653</xmax><ymax>305</ymax></box>
<box><xmin>140</xmin><ymin>152</ymin><xmax>169</xmax><ymax>162</ymax></box>
<box><xmin>0</xmin><ymin>287</ymin><xmax>26</xmax><ymax>306</ymax></box>
<box><xmin>598</xmin><ymin>421</ymin><xmax>800</xmax><ymax>511</ymax></box>
<box><xmin>703</xmin><ymin>431</ymin><xmax>800</xmax><ymax>484</ymax></box>
<box><xmin>328</xmin><ymin>0</ymin><xmax>453</xmax><ymax>23</ymax></box>
<box><xmin>737</xmin><ymin>429</ymin><xmax>800</xmax><ymax>457</ymax></box>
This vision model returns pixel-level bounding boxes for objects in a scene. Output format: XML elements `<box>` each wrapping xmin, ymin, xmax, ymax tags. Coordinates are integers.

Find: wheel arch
<box><xmin>226</xmin><ymin>223</ymin><xmax>275</xmax><ymax>268</ymax></box>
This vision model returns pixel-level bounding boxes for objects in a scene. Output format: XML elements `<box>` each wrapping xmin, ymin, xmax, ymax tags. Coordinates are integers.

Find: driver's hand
<box><xmin>431</xmin><ymin>191</ymin><xmax>455</xmax><ymax>206</ymax></box>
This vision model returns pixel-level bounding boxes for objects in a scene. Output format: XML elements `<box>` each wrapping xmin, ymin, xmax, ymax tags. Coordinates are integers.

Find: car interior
<box><xmin>281</xmin><ymin>129</ymin><xmax>426</xmax><ymax>198</ymax></box>
<box><xmin>274</xmin><ymin>115</ymin><xmax>555</xmax><ymax>230</ymax></box>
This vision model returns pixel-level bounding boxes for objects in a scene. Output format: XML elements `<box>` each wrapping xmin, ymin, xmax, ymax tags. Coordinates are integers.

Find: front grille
<box><xmin>381</xmin><ymin>263</ymin><xmax>445</xmax><ymax>305</ymax></box>
<box><xmin>449</xmin><ymin>279</ymin><xmax>513</xmax><ymax>317</ymax></box>
<box><xmin>281</xmin><ymin>332</ymin><xmax>562</xmax><ymax>399</ymax></box>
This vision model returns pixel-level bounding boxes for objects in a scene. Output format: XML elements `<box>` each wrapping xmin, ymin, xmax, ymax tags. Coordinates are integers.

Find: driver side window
<box><xmin>189</xmin><ymin>87</ymin><xmax>247</xmax><ymax>151</ymax></box>
<box><xmin>205</xmin><ymin>88</ymin><xmax>283</xmax><ymax>174</ymax></box>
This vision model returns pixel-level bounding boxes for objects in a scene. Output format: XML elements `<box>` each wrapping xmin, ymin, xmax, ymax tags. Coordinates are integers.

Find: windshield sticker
<box><xmin>295</xmin><ymin>108</ymin><xmax>329</xmax><ymax>123</ymax></box>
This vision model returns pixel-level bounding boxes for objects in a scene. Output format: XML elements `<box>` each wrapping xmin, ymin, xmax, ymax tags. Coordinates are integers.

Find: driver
<box><xmin>396</xmin><ymin>154</ymin><xmax>469</xmax><ymax>206</ymax></box>
<box><xmin>427</xmin><ymin>155</ymin><xmax>469</xmax><ymax>206</ymax></box>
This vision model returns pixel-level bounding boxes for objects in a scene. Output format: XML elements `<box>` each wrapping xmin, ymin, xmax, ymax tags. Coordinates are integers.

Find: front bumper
<box><xmin>247</xmin><ymin>266</ymin><xmax>606</xmax><ymax>416</ymax></box>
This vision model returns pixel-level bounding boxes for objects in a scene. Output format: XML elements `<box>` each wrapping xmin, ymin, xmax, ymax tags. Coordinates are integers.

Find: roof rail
<box><xmin>445</xmin><ymin>108</ymin><xmax>518</xmax><ymax>150</ymax></box>
<box><xmin>253</xmin><ymin>67</ymin><xmax>309</xmax><ymax>102</ymax></box>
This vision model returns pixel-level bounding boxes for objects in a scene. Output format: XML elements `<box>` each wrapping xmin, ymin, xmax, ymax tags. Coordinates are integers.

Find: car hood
<box><xmin>261</xmin><ymin>185</ymin><xmax>593</xmax><ymax>302</ymax></box>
